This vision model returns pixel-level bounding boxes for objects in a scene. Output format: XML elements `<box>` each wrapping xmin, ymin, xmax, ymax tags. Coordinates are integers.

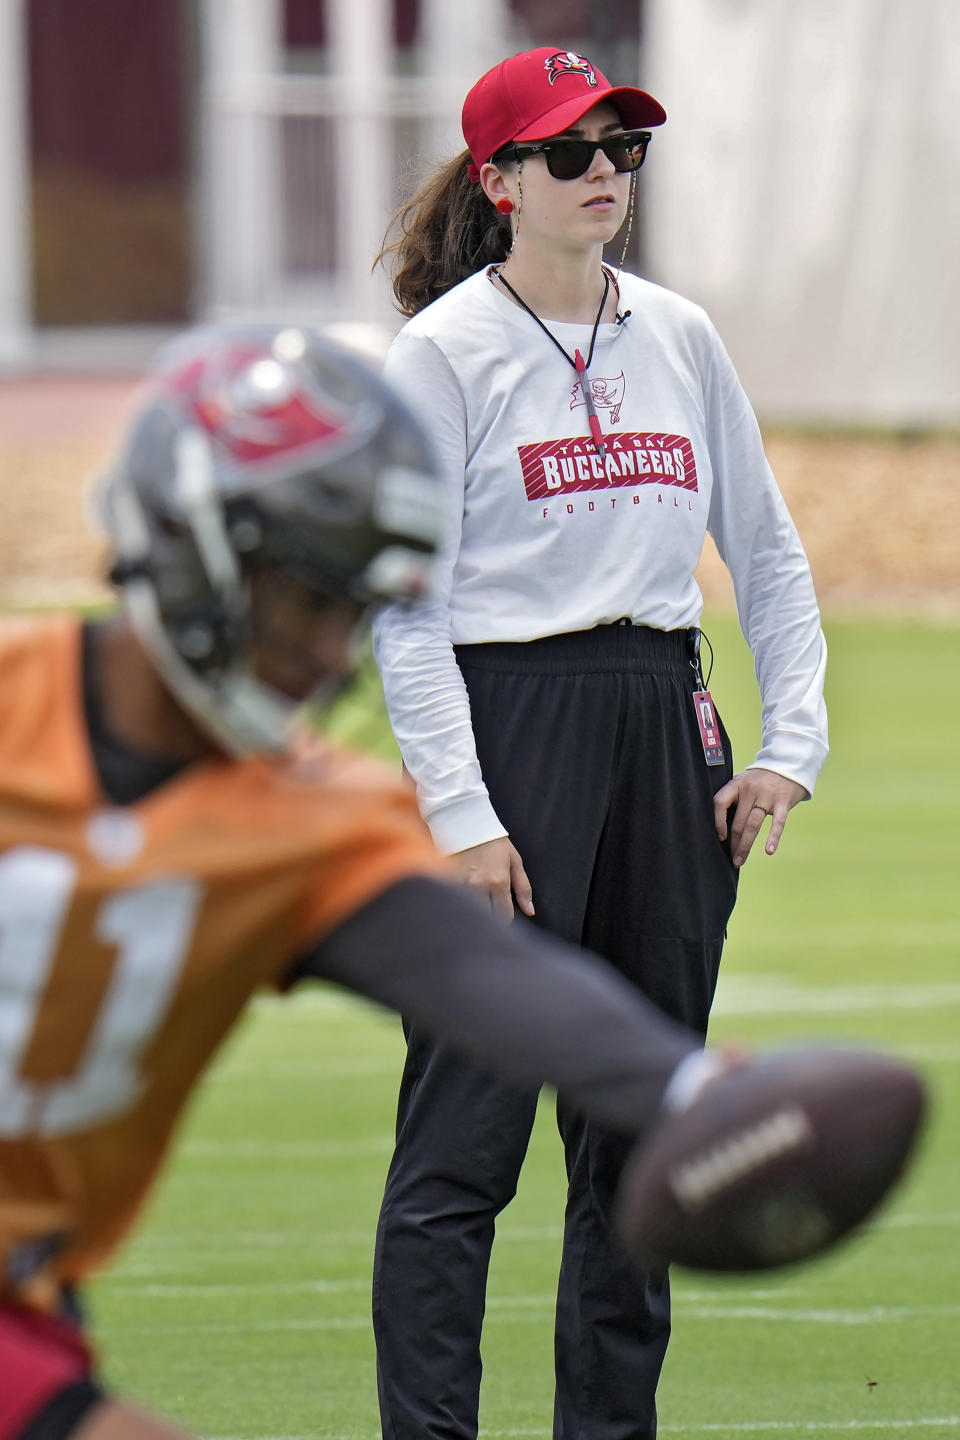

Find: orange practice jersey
<box><xmin>0</xmin><ymin>617</ymin><xmax>445</xmax><ymax>1310</ymax></box>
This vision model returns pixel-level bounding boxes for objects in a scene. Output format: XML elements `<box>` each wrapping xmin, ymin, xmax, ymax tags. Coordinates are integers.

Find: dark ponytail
<box><xmin>376</xmin><ymin>149</ymin><xmax>511</xmax><ymax>317</ymax></box>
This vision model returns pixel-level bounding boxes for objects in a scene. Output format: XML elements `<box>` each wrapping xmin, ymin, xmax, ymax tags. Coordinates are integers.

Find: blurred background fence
<box><xmin>0</xmin><ymin>0</ymin><xmax>957</xmax><ymax>421</ymax></box>
<box><xmin>0</xmin><ymin>0</ymin><xmax>957</xmax><ymax>611</ymax></box>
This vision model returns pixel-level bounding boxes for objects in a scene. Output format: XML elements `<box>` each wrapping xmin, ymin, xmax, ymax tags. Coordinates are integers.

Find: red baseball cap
<box><xmin>462</xmin><ymin>47</ymin><xmax>666</xmax><ymax>178</ymax></box>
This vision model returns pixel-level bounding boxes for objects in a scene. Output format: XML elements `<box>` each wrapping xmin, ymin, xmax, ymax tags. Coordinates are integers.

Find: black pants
<box><xmin>373</xmin><ymin>625</ymin><xmax>738</xmax><ymax>1440</ymax></box>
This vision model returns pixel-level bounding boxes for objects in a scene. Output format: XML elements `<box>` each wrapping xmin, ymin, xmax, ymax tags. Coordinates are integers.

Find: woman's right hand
<box><xmin>451</xmin><ymin>837</ymin><xmax>535</xmax><ymax>922</ymax></box>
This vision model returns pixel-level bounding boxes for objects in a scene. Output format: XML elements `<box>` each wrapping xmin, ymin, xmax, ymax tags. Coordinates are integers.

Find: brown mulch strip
<box><xmin>2</xmin><ymin>377</ymin><xmax>958</xmax><ymax>616</ymax></box>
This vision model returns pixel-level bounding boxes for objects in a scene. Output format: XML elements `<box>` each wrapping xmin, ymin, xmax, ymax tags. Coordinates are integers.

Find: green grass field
<box><xmin>90</xmin><ymin>612</ymin><xmax>960</xmax><ymax>1438</ymax></box>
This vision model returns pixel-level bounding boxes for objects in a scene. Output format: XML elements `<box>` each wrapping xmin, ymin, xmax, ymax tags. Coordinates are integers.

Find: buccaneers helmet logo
<box><xmin>544</xmin><ymin>51</ymin><xmax>598</xmax><ymax>87</ymax></box>
<box><xmin>174</xmin><ymin>343</ymin><xmax>350</xmax><ymax>469</ymax></box>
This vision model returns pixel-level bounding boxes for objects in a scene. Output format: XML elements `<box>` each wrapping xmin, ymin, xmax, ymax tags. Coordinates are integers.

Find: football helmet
<box><xmin>96</xmin><ymin>324</ymin><xmax>442</xmax><ymax>754</ymax></box>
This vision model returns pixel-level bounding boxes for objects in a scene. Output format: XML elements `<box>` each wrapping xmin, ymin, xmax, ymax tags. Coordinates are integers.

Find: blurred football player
<box><xmin>0</xmin><ymin>327</ymin><xmax>919</xmax><ymax>1440</ymax></box>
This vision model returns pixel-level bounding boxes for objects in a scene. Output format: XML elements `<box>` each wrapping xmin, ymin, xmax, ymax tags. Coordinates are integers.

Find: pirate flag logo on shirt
<box><xmin>570</xmin><ymin>371</ymin><xmax>626</xmax><ymax>426</ymax></box>
<box><xmin>544</xmin><ymin>51</ymin><xmax>598</xmax><ymax>87</ymax></box>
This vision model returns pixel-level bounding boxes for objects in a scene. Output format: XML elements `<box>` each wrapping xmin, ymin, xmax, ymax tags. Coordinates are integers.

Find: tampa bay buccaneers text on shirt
<box><xmin>518</xmin><ymin>432</ymin><xmax>698</xmax><ymax>502</ymax></box>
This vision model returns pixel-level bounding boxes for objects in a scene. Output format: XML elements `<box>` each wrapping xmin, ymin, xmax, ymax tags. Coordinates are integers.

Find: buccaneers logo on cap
<box><xmin>544</xmin><ymin>51</ymin><xmax>598</xmax><ymax>87</ymax></box>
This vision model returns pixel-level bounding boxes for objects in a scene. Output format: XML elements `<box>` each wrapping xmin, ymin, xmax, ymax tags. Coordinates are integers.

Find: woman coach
<box><xmin>371</xmin><ymin>44</ymin><xmax>828</xmax><ymax>1440</ymax></box>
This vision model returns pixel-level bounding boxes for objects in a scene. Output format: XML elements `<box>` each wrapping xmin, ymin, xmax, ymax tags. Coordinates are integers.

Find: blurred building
<box><xmin>644</xmin><ymin>0</ymin><xmax>959</xmax><ymax>426</ymax></box>
<box><xmin>0</xmin><ymin>0</ymin><xmax>956</xmax><ymax>423</ymax></box>
<box><xmin>0</xmin><ymin>0</ymin><xmax>637</xmax><ymax>360</ymax></box>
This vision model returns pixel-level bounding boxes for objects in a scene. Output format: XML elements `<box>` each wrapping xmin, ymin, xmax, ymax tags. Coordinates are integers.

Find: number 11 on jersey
<box><xmin>0</xmin><ymin>847</ymin><xmax>202</xmax><ymax>1138</ymax></box>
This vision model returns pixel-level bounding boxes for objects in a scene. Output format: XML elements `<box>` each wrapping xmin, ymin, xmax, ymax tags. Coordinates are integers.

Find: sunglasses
<box><xmin>494</xmin><ymin>129</ymin><xmax>652</xmax><ymax>181</ymax></box>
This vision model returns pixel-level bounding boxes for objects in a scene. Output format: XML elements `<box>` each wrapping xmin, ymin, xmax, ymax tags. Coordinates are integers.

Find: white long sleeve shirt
<box><xmin>373</xmin><ymin>268</ymin><xmax>828</xmax><ymax>853</ymax></box>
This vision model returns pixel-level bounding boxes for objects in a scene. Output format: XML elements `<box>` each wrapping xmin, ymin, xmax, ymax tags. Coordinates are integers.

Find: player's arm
<box><xmin>295</xmin><ymin>876</ymin><xmax>699</xmax><ymax>1134</ymax></box>
<box><xmin>302</xmin><ymin>879</ymin><xmax>925</xmax><ymax>1277</ymax></box>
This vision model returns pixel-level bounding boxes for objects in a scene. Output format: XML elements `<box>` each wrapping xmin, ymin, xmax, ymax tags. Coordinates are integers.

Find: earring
<box><xmin>496</xmin><ymin>198</ymin><xmax>514</xmax><ymax>215</ymax></box>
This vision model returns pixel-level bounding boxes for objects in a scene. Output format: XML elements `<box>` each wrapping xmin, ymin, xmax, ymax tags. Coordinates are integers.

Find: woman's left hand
<box><xmin>712</xmin><ymin>767</ymin><xmax>809</xmax><ymax>868</ymax></box>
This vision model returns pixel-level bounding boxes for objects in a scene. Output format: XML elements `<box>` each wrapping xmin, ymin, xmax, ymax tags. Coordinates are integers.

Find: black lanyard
<box><xmin>491</xmin><ymin>266</ymin><xmax>610</xmax><ymax>372</ymax></box>
<box><xmin>490</xmin><ymin>266</ymin><xmax>611</xmax><ymax>457</ymax></box>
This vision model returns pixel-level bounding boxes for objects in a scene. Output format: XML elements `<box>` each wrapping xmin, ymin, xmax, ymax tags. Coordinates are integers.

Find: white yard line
<box><xmin>876</xmin><ymin>1209</ymin><xmax>960</xmax><ymax>1228</ymax></box>
<box><xmin>666</xmin><ymin>1424</ymin><xmax>960</xmax><ymax>1435</ymax></box>
<box><xmin>712</xmin><ymin>978</ymin><xmax>960</xmax><ymax>1017</ymax></box>
<box><xmin>179</xmin><ymin>1136</ymin><xmax>394</xmax><ymax>1159</ymax></box>
<box><xmin>673</xmin><ymin>1302</ymin><xmax>960</xmax><ymax>1325</ymax></box>
<box><xmin>102</xmin><ymin>1277</ymin><xmax>371</xmax><ymax>1298</ymax></box>
<box><xmin>657</xmin><ymin>1424</ymin><xmax>960</xmax><ymax>1435</ymax></box>
<box><xmin>204</xmin><ymin>1041</ymin><xmax>960</xmax><ymax>1089</ymax></box>
<box><xmin>250</xmin><ymin>975</ymin><xmax>960</xmax><ymax>1022</ymax></box>
<box><xmin>116</xmin><ymin>1210</ymin><xmax>959</xmax><ymax>1264</ymax></box>
<box><xmin>102</xmin><ymin>1278</ymin><xmax>800</xmax><ymax>1303</ymax></box>
<box><xmin>103</xmin><ymin>1277</ymin><xmax>803</xmax><ymax>1301</ymax></box>
<box><xmin>117</xmin><ymin>1299</ymin><xmax>960</xmax><ymax>1335</ymax></box>
<box><xmin>482</xmin><ymin>1423</ymin><xmax>960</xmax><ymax>1436</ymax></box>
